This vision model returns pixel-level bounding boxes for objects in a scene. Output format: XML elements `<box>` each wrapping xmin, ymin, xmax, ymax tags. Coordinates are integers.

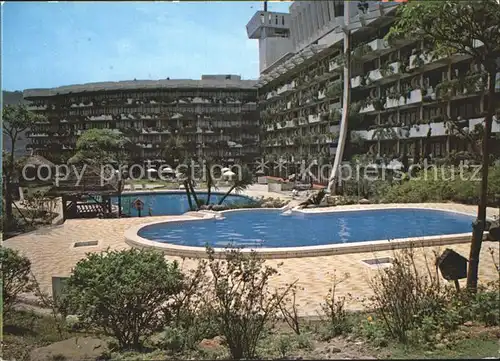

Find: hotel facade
<box><xmin>23</xmin><ymin>75</ymin><xmax>259</xmax><ymax>165</ymax></box>
<box><xmin>22</xmin><ymin>1</ymin><xmax>500</xmax><ymax>173</ymax></box>
<box><xmin>247</xmin><ymin>0</ymin><xmax>500</xmax><ymax>176</ymax></box>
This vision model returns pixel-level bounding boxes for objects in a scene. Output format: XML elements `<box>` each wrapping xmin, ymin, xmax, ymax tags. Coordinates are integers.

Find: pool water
<box><xmin>113</xmin><ymin>192</ymin><xmax>254</xmax><ymax>216</ymax></box>
<box><xmin>138</xmin><ymin>208</ymin><xmax>475</xmax><ymax>248</ymax></box>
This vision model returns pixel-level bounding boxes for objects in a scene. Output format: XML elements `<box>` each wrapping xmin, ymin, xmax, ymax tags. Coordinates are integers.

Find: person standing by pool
<box><xmin>148</xmin><ymin>206</ymin><xmax>153</xmax><ymax>216</ymax></box>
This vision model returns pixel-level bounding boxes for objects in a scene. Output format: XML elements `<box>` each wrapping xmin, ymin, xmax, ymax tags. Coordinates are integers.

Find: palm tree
<box><xmin>218</xmin><ymin>166</ymin><xmax>254</xmax><ymax>205</ymax></box>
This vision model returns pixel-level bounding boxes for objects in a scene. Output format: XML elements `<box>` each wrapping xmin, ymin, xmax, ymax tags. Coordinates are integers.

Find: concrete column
<box><xmin>306</xmin><ymin>3</ymin><xmax>314</xmax><ymax>38</ymax></box>
<box><xmin>311</xmin><ymin>1</ymin><xmax>321</xmax><ymax>35</ymax></box>
<box><xmin>297</xmin><ymin>11</ymin><xmax>304</xmax><ymax>46</ymax></box>
<box><xmin>328</xmin><ymin>1</ymin><xmax>337</xmax><ymax>18</ymax></box>
<box><xmin>321</xmin><ymin>1</ymin><xmax>330</xmax><ymax>26</ymax></box>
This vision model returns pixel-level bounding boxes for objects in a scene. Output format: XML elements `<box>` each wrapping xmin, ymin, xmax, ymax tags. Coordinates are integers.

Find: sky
<box><xmin>2</xmin><ymin>1</ymin><xmax>292</xmax><ymax>91</ymax></box>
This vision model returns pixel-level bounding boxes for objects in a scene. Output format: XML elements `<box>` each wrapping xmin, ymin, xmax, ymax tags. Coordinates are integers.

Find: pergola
<box><xmin>46</xmin><ymin>166</ymin><xmax>124</xmax><ymax>220</ymax></box>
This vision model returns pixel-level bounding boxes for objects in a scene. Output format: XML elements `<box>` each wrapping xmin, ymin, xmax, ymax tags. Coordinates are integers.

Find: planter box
<box><xmin>257</xmin><ymin>176</ymin><xmax>268</xmax><ymax>184</ymax></box>
<box><xmin>268</xmin><ymin>182</ymin><xmax>294</xmax><ymax>192</ymax></box>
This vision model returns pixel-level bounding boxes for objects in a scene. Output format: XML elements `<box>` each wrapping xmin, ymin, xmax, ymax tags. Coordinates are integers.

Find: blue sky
<box><xmin>2</xmin><ymin>1</ymin><xmax>291</xmax><ymax>91</ymax></box>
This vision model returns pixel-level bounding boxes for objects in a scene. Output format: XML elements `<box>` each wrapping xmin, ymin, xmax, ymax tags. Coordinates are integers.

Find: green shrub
<box><xmin>381</xmin><ymin>166</ymin><xmax>500</xmax><ymax>206</ymax></box>
<box><xmin>205</xmin><ymin>246</ymin><xmax>295</xmax><ymax>360</ymax></box>
<box><xmin>61</xmin><ymin>248</ymin><xmax>184</xmax><ymax>350</ymax></box>
<box><xmin>275</xmin><ymin>334</ymin><xmax>293</xmax><ymax>358</ymax></box>
<box><xmin>1</xmin><ymin>247</ymin><xmax>33</xmax><ymax>314</ymax></box>
<box><xmin>368</xmin><ymin>247</ymin><xmax>450</xmax><ymax>343</ymax></box>
<box><xmin>357</xmin><ymin>316</ymin><xmax>389</xmax><ymax>347</ymax></box>
<box><xmin>294</xmin><ymin>332</ymin><xmax>313</xmax><ymax>350</ymax></box>
<box><xmin>162</xmin><ymin>259</ymin><xmax>220</xmax><ymax>352</ymax></box>
<box><xmin>157</xmin><ymin>327</ymin><xmax>186</xmax><ymax>353</ymax></box>
<box><xmin>452</xmin><ymin>282</ymin><xmax>500</xmax><ymax>327</ymax></box>
<box><xmin>319</xmin><ymin>271</ymin><xmax>352</xmax><ymax>340</ymax></box>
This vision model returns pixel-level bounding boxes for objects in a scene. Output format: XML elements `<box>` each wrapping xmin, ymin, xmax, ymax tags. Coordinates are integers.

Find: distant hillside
<box><xmin>3</xmin><ymin>90</ymin><xmax>30</xmax><ymax>158</ymax></box>
<box><xmin>2</xmin><ymin>90</ymin><xmax>25</xmax><ymax>105</ymax></box>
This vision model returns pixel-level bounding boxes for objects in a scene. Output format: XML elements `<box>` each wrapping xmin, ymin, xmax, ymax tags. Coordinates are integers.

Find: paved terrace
<box><xmin>3</xmin><ymin>197</ymin><xmax>499</xmax><ymax>317</ymax></box>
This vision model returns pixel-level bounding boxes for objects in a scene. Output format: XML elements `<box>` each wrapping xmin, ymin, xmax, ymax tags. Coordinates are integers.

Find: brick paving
<box><xmin>3</xmin><ymin>197</ymin><xmax>499</xmax><ymax>317</ymax></box>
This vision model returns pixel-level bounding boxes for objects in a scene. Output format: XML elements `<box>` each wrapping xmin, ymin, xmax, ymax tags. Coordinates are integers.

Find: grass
<box><xmin>382</xmin><ymin>337</ymin><xmax>500</xmax><ymax>359</ymax></box>
<box><xmin>2</xmin><ymin>310</ymin><xmax>89</xmax><ymax>361</ymax></box>
<box><xmin>4</xmin><ymin>309</ymin><xmax>498</xmax><ymax>361</ymax></box>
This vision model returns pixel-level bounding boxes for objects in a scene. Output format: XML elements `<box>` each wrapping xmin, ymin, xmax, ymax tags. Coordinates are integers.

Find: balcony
<box><xmin>318</xmin><ymin>90</ymin><xmax>326</xmax><ymax>100</ymax></box>
<box><xmin>360</xmin><ymin>103</ymin><xmax>375</xmax><ymax>114</ymax></box>
<box><xmin>368</xmin><ymin>38</ymin><xmax>389</xmax><ymax>53</ymax></box>
<box><xmin>406</xmin><ymin>89</ymin><xmax>423</xmax><ymax>105</ymax></box>
<box><xmin>285</xmin><ymin>120</ymin><xmax>295</xmax><ymax>128</ymax></box>
<box><xmin>329</xmin><ymin>59</ymin><xmax>342</xmax><ymax>72</ymax></box>
<box><xmin>308</xmin><ymin>114</ymin><xmax>321</xmax><ymax>124</ymax></box>
<box><xmin>409</xmin><ymin>52</ymin><xmax>447</xmax><ymax>70</ymax></box>
<box><xmin>192</xmin><ymin>97</ymin><xmax>211</xmax><ymax>104</ymax></box>
<box><xmin>367</xmin><ymin>69</ymin><xmax>383</xmax><ymax>83</ymax></box>
<box><xmin>266</xmin><ymin>124</ymin><xmax>275</xmax><ymax>131</ymax></box>
<box><xmin>28</xmin><ymin>132</ymin><xmax>49</xmax><ymax>137</ymax></box>
<box><xmin>27</xmin><ymin>105</ymin><xmax>47</xmax><ymax>111</ymax></box>
<box><xmin>277</xmin><ymin>82</ymin><xmax>295</xmax><ymax>95</ymax></box>
<box><xmin>266</xmin><ymin>91</ymin><xmax>278</xmax><ymax>100</ymax></box>
<box><xmin>89</xmin><ymin>115</ymin><xmax>113</xmax><ymax>121</ymax></box>
<box><xmin>385</xmin><ymin>89</ymin><xmax>423</xmax><ymax>109</ymax></box>
<box><xmin>351</xmin><ymin>75</ymin><xmax>363</xmax><ymax>88</ymax></box>
<box><xmin>367</xmin><ymin>61</ymin><xmax>401</xmax><ymax>83</ymax></box>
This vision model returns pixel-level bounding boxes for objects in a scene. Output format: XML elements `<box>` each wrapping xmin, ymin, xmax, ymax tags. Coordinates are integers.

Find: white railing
<box><xmin>360</xmin><ymin>103</ymin><xmax>375</xmax><ymax>113</ymax></box>
<box><xmin>27</xmin><ymin>105</ymin><xmax>47</xmax><ymax>111</ymax></box>
<box><xmin>351</xmin><ymin>75</ymin><xmax>362</xmax><ymax>88</ymax></box>
<box><xmin>329</xmin><ymin>59</ymin><xmax>342</xmax><ymax>72</ymax></box>
<box><xmin>368</xmin><ymin>38</ymin><xmax>389</xmax><ymax>52</ymax></box>
<box><xmin>308</xmin><ymin>114</ymin><xmax>321</xmax><ymax>123</ymax></box>
<box><xmin>277</xmin><ymin>82</ymin><xmax>295</xmax><ymax>95</ymax></box>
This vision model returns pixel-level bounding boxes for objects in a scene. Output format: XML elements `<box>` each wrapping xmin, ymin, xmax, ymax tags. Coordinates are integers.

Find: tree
<box><xmin>176</xmin><ymin>158</ymin><xmax>201</xmax><ymax>211</ymax></box>
<box><xmin>386</xmin><ymin>0</ymin><xmax>500</xmax><ymax>291</ymax></box>
<box><xmin>61</xmin><ymin>248</ymin><xmax>184</xmax><ymax>350</ymax></box>
<box><xmin>160</xmin><ymin>135</ymin><xmax>185</xmax><ymax>166</ymax></box>
<box><xmin>68</xmin><ymin>128</ymin><xmax>130</xmax><ymax>166</ymax></box>
<box><xmin>1</xmin><ymin>247</ymin><xmax>34</xmax><ymax>314</ymax></box>
<box><xmin>217</xmin><ymin>166</ymin><xmax>254</xmax><ymax>205</ymax></box>
<box><xmin>2</xmin><ymin>105</ymin><xmax>45</xmax><ymax>225</ymax></box>
<box><xmin>328</xmin><ymin>1</ymin><xmax>352</xmax><ymax>194</ymax></box>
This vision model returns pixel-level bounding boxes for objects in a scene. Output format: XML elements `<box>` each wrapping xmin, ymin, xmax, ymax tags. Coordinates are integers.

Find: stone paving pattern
<box><xmin>4</xmin><ymin>192</ymin><xmax>499</xmax><ymax>316</ymax></box>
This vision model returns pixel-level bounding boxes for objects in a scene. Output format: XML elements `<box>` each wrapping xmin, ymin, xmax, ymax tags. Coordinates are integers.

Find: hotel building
<box><xmin>23</xmin><ymin>75</ymin><xmax>259</xmax><ymax>165</ymax></box>
<box><xmin>247</xmin><ymin>0</ymin><xmax>500</xmax><ymax>177</ymax></box>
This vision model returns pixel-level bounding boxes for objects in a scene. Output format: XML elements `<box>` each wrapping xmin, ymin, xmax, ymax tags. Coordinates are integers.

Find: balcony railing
<box><xmin>308</xmin><ymin>114</ymin><xmax>321</xmax><ymax>123</ymax></box>
<box><xmin>277</xmin><ymin>82</ymin><xmax>295</xmax><ymax>95</ymax></box>
<box><xmin>384</xmin><ymin>89</ymin><xmax>423</xmax><ymax>109</ymax></box>
<box><xmin>360</xmin><ymin>103</ymin><xmax>375</xmax><ymax>114</ymax></box>
<box><xmin>27</xmin><ymin>105</ymin><xmax>47</xmax><ymax>111</ymax></box>
<box><xmin>368</xmin><ymin>38</ymin><xmax>389</xmax><ymax>53</ymax></box>
<box><xmin>351</xmin><ymin>75</ymin><xmax>363</xmax><ymax>88</ymax></box>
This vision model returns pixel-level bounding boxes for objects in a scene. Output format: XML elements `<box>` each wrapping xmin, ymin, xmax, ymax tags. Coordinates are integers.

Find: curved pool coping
<box><xmin>124</xmin><ymin>206</ymin><xmax>490</xmax><ymax>259</ymax></box>
<box><xmin>118</xmin><ymin>189</ymin><xmax>256</xmax><ymax>201</ymax></box>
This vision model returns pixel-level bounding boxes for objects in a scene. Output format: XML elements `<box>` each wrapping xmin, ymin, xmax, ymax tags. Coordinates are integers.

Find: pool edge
<box><xmin>124</xmin><ymin>206</ymin><xmax>489</xmax><ymax>259</ymax></box>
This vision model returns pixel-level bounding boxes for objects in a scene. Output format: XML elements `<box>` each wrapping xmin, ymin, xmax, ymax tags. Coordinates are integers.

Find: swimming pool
<box><xmin>136</xmin><ymin>208</ymin><xmax>476</xmax><ymax>248</ymax></box>
<box><xmin>113</xmin><ymin>192</ymin><xmax>255</xmax><ymax>216</ymax></box>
